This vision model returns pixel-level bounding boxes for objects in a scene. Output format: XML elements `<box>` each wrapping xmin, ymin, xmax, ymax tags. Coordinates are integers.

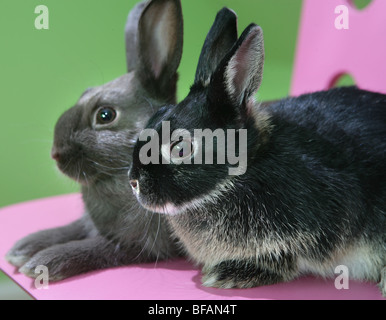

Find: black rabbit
<box><xmin>6</xmin><ymin>0</ymin><xmax>184</xmax><ymax>281</ymax></box>
<box><xmin>129</xmin><ymin>12</ymin><xmax>386</xmax><ymax>296</ymax></box>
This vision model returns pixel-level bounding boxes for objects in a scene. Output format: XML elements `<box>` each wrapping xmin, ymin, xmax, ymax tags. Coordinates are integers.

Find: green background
<box><xmin>0</xmin><ymin>0</ymin><xmax>303</xmax><ymax>210</ymax></box>
<box><xmin>0</xmin><ymin>0</ymin><xmax>370</xmax><ymax>297</ymax></box>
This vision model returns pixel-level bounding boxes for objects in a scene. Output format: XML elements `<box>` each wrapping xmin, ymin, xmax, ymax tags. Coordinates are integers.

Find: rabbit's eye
<box><xmin>170</xmin><ymin>139</ymin><xmax>194</xmax><ymax>163</ymax></box>
<box><xmin>96</xmin><ymin>107</ymin><xmax>117</xmax><ymax>125</ymax></box>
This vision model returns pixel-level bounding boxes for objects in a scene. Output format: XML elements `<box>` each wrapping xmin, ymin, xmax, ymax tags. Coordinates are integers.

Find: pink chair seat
<box><xmin>0</xmin><ymin>194</ymin><xmax>383</xmax><ymax>300</ymax></box>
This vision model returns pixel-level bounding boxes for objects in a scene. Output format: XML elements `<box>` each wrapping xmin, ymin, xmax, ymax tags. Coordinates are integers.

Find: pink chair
<box><xmin>0</xmin><ymin>0</ymin><xmax>385</xmax><ymax>300</ymax></box>
<box><xmin>0</xmin><ymin>194</ymin><xmax>383</xmax><ymax>300</ymax></box>
<box><xmin>292</xmin><ymin>0</ymin><xmax>386</xmax><ymax>96</ymax></box>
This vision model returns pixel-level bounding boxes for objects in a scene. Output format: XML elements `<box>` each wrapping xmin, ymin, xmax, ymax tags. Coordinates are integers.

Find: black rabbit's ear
<box><xmin>125</xmin><ymin>1</ymin><xmax>149</xmax><ymax>72</ymax></box>
<box><xmin>136</xmin><ymin>0</ymin><xmax>183</xmax><ymax>102</ymax></box>
<box><xmin>194</xmin><ymin>7</ymin><xmax>238</xmax><ymax>86</ymax></box>
<box><xmin>210</xmin><ymin>24</ymin><xmax>264</xmax><ymax>108</ymax></box>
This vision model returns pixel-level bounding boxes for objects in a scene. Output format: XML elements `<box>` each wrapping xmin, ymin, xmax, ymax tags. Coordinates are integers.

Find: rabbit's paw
<box><xmin>18</xmin><ymin>248</ymin><xmax>72</xmax><ymax>282</ymax></box>
<box><xmin>5</xmin><ymin>251</ymin><xmax>29</xmax><ymax>269</ymax></box>
<box><xmin>18</xmin><ymin>236</ymin><xmax>119</xmax><ymax>281</ymax></box>
<box><xmin>6</xmin><ymin>234</ymin><xmax>50</xmax><ymax>268</ymax></box>
<box><xmin>18</xmin><ymin>240</ymin><xmax>98</xmax><ymax>282</ymax></box>
<box><xmin>6</xmin><ymin>220</ymin><xmax>86</xmax><ymax>268</ymax></box>
<box><xmin>202</xmin><ymin>260</ymin><xmax>284</xmax><ymax>289</ymax></box>
<box><xmin>202</xmin><ymin>265</ymin><xmax>239</xmax><ymax>289</ymax></box>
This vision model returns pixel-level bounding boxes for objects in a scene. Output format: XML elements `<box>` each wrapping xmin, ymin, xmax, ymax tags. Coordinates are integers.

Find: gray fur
<box><xmin>6</xmin><ymin>0</ymin><xmax>184</xmax><ymax>281</ymax></box>
<box><xmin>125</xmin><ymin>0</ymin><xmax>148</xmax><ymax>72</ymax></box>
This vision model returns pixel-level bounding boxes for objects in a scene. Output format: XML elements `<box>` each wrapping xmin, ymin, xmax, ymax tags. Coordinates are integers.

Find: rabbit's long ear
<box><xmin>210</xmin><ymin>24</ymin><xmax>264</xmax><ymax>108</ymax></box>
<box><xmin>137</xmin><ymin>0</ymin><xmax>183</xmax><ymax>102</ymax></box>
<box><xmin>125</xmin><ymin>0</ymin><xmax>149</xmax><ymax>72</ymax></box>
<box><xmin>194</xmin><ymin>7</ymin><xmax>238</xmax><ymax>86</ymax></box>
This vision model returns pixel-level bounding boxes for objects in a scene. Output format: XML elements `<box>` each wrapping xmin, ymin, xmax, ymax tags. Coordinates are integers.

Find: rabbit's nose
<box><xmin>130</xmin><ymin>180</ymin><xmax>139</xmax><ymax>194</ymax></box>
<box><xmin>51</xmin><ymin>148</ymin><xmax>61</xmax><ymax>161</ymax></box>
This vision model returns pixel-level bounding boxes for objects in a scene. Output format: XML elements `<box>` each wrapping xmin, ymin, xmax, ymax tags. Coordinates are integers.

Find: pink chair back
<box><xmin>291</xmin><ymin>0</ymin><xmax>386</xmax><ymax>96</ymax></box>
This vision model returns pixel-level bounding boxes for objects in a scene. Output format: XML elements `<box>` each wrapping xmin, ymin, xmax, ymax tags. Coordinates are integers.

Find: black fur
<box><xmin>130</xmin><ymin>19</ymin><xmax>386</xmax><ymax>295</ymax></box>
<box><xmin>194</xmin><ymin>7</ymin><xmax>238</xmax><ymax>85</ymax></box>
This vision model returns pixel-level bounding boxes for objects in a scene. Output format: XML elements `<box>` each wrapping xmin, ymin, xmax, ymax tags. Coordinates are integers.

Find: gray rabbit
<box><xmin>6</xmin><ymin>0</ymin><xmax>184</xmax><ymax>281</ymax></box>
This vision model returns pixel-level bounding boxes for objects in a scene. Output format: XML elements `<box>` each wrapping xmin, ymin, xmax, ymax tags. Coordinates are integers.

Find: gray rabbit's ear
<box><xmin>137</xmin><ymin>0</ymin><xmax>183</xmax><ymax>102</ymax></box>
<box><xmin>125</xmin><ymin>0</ymin><xmax>149</xmax><ymax>72</ymax></box>
<box><xmin>210</xmin><ymin>24</ymin><xmax>264</xmax><ymax>107</ymax></box>
<box><xmin>195</xmin><ymin>7</ymin><xmax>238</xmax><ymax>86</ymax></box>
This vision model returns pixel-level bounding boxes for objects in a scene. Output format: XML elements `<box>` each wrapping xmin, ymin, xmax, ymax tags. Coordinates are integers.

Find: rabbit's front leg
<box><xmin>18</xmin><ymin>235</ymin><xmax>135</xmax><ymax>281</ymax></box>
<box><xmin>6</xmin><ymin>218</ymin><xmax>89</xmax><ymax>268</ymax></box>
<box><xmin>202</xmin><ymin>256</ymin><xmax>297</xmax><ymax>289</ymax></box>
